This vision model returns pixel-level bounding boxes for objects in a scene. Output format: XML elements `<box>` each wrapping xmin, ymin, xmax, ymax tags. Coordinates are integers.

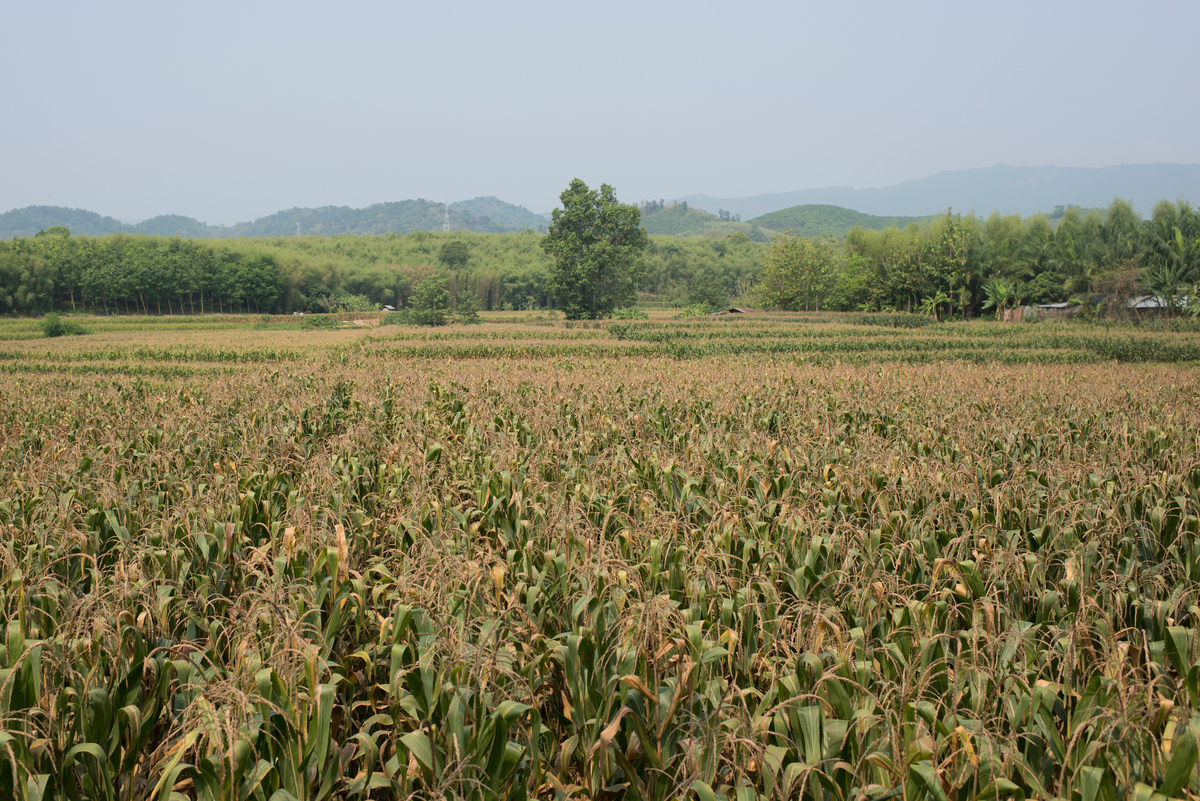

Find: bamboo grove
<box><xmin>1</xmin><ymin>315</ymin><xmax>1199</xmax><ymax>799</ymax></box>
<box><xmin>0</xmin><ymin>198</ymin><xmax>1197</xmax><ymax>320</ymax></box>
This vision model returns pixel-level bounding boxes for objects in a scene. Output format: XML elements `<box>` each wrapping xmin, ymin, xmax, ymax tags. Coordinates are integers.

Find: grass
<box><xmin>0</xmin><ymin>311</ymin><xmax>1198</xmax><ymax>799</ymax></box>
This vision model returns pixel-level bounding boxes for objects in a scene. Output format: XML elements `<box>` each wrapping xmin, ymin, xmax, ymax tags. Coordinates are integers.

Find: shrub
<box><xmin>41</xmin><ymin>313</ymin><xmax>86</xmax><ymax>337</ymax></box>
<box><xmin>674</xmin><ymin>303</ymin><xmax>713</xmax><ymax>319</ymax></box>
<box><xmin>453</xmin><ymin>290</ymin><xmax>482</xmax><ymax>325</ymax></box>
<box><xmin>409</xmin><ymin>276</ymin><xmax>449</xmax><ymax>326</ymax></box>
<box><xmin>611</xmin><ymin>306</ymin><xmax>648</xmax><ymax>320</ymax></box>
<box><xmin>300</xmin><ymin>314</ymin><xmax>338</xmax><ymax>330</ymax></box>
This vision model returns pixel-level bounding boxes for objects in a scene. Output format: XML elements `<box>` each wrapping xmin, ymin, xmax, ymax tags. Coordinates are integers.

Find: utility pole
<box><xmin>443</xmin><ymin>202</ymin><xmax>450</xmax><ymax>233</ymax></box>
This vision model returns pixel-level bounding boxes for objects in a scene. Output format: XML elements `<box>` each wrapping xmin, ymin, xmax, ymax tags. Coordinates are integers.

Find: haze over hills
<box><xmin>685</xmin><ymin>164</ymin><xmax>1200</xmax><ymax>220</ymax></box>
<box><xmin>3</xmin><ymin>163</ymin><xmax>1197</xmax><ymax>241</ymax></box>
<box><xmin>748</xmin><ymin>205</ymin><xmax>937</xmax><ymax>237</ymax></box>
<box><xmin>0</xmin><ymin>197</ymin><xmax>549</xmax><ymax>240</ymax></box>
<box><xmin>637</xmin><ymin>203</ymin><xmax>936</xmax><ymax>240</ymax></box>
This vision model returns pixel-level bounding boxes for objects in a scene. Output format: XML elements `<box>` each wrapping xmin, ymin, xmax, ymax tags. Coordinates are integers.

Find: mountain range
<box><xmin>2</xmin><ymin>163</ymin><xmax>1196</xmax><ymax>240</ymax></box>
<box><xmin>681</xmin><ymin>163</ymin><xmax>1200</xmax><ymax>220</ymax></box>
<box><xmin>0</xmin><ymin>198</ymin><xmax>549</xmax><ymax>240</ymax></box>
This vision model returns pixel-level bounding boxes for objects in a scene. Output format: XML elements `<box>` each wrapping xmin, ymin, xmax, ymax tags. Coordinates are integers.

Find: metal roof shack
<box><xmin>1126</xmin><ymin>295</ymin><xmax>1192</xmax><ymax>309</ymax></box>
<box><xmin>709</xmin><ymin>307</ymin><xmax>756</xmax><ymax>316</ymax></box>
<box><xmin>1127</xmin><ymin>295</ymin><xmax>1192</xmax><ymax>320</ymax></box>
<box><xmin>1035</xmin><ymin>301</ymin><xmax>1081</xmax><ymax>320</ymax></box>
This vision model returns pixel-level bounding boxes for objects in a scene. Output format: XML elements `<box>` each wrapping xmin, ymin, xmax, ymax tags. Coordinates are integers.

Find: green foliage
<box><xmin>543</xmin><ymin>179</ymin><xmax>649</xmax><ymax>319</ymax></box>
<box><xmin>673</xmin><ymin>302</ymin><xmax>714</xmax><ymax>318</ymax></box>
<box><xmin>917</xmin><ymin>291</ymin><xmax>950</xmax><ymax>319</ymax></box>
<box><xmin>452</xmin><ymin>287</ymin><xmax>482</xmax><ymax>324</ymax></box>
<box><xmin>641</xmin><ymin>234</ymin><xmax>765</xmax><ymax>308</ymax></box>
<box><xmin>835</xmin><ymin>311</ymin><xmax>935</xmax><ymax>328</ymax></box>
<box><xmin>308</xmin><ymin>287</ymin><xmax>375</xmax><ymax>313</ymax></box>
<box><xmin>610</xmin><ymin>306</ymin><xmax>648</xmax><ymax>320</ymax></box>
<box><xmin>299</xmin><ymin>313</ymin><xmax>339</xmax><ymax>330</ymax></box>
<box><xmin>638</xmin><ymin>201</ymin><xmax>765</xmax><ymax>238</ymax></box>
<box><xmin>2</xmin><ymin>197</ymin><xmax>1198</xmax><ymax>326</ymax></box>
<box><xmin>438</xmin><ymin>240</ymin><xmax>470</xmax><ymax>270</ymax></box>
<box><xmin>40</xmin><ymin>312</ymin><xmax>86</xmax><ymax>337</ymax></box>
<box><xmin>0</xmin><ymin>250</ymin><xmax>56</xmax><ymax>314</ymax></box>
<box><xmin>981</xmin><ymin>278</ymin><xmax>1026</xmax><ymax>317</ymax></box>
<box><xmin>409</xmin><ymin>274</ymin><xmax>449</xmax><ymax>326</ymax></box>
<box><xmin>756</xmin><ymin>232</ymin><xmax>838</xmax><ymax>311</ymax></box>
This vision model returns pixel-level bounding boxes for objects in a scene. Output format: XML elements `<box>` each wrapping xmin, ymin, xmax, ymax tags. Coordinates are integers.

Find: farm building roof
<box><xmin>1127</xmin><ymin>295</ymin><xmax>1192</xmax><ymax>309</ymax></box>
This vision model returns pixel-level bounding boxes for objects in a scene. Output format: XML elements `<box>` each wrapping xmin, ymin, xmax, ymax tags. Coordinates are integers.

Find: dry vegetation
<box><xmin>1</xmin><ymin>313</ymin><xmax>1199</xmax><ymax>800</ymax></box>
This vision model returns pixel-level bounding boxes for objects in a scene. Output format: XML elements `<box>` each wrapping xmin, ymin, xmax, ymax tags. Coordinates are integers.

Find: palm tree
<box><xmin>981</xmin><ymin>279</ymin><xmax>1025</xmax><ymax>319</ymax></box>
<box><xmin>918</xmin><ymin>291</ymin><xmax>950</xmax><ymax>321</ymax></box>
<box><xmin>1143</xmin><ymin>226</ymin><xmax>1198</xmax><ymax>320</ymax></box>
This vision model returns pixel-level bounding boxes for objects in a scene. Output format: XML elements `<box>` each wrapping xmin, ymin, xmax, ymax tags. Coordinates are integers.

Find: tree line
<box><xmin>0</xmin><ymin>198</ymin><xmax>1196</xmax><ymax>319</ymax></box>
<box><xmin>762</xmin><ymin>199</ymin><xmax>1200</xmax><ymax>319</ymax></box>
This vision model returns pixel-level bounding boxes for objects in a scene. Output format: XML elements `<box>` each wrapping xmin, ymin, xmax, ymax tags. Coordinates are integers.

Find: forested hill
<box><xmin>638</xmin><ymin>201</ymin><xmax>774</xmax><ymax>241</ymax></box>
<box><xmin>748</xmin><ymin>205</ymin><xmax>936</xmax><ymax>236</ymax></box>
<box><xmin>0</xmin><ymin>197</ymin><xmax>548</xmax><ymax>239</ymax></box>
<box><xmin>219</xmin><ymin>199</ymin><xmax>546</xmax><ymax>237</ymax></box>
<box><xmin>0</xmin><ymin>206</ymin><xmax>132</xmax><ymax>239</ymax></box>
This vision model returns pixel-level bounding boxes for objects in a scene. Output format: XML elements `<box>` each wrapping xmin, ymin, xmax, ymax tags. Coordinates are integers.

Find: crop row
<box><xmin>1</xmin><ymin>360</ymin><xmax>1198</xmax><ymax>799</ymax></box>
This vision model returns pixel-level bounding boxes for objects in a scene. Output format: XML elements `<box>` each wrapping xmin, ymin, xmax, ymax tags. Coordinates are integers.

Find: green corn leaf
<box><xmin>267</xmin><ymin>790</ymin><xmax>302</xmax><ymax>801</ymax></box>
<box><xmin>908</xmin><ymin>762</ymin><xmax>949</xmax><ymax>801</ymax></box>
<box><xmin>1165</xmin><ymin>626</ymin><xmax>1191</xmax><ymax>675</ymax></box>
<box><xmin>973</xmin><ymin>778</ymin><xmax>1024</xmax><ymax>801</ymax></box>
<box><xmin>26</xmin><ymin>774</ymin><xmax>51</xmax><ymax>801</ymax></box>
<box><xmin>1161</xmin><ymin>728</ymin><xmax>1197</xmax><ymax>797</ymax></box>
<box><xmin>957</xmin><ymin>561</ymin><xmax>986</xmax><ymax>599</ymax></box>
<box><xmin>798</xmin><ymin>704</ymin><xmax>822</xmax><ymax>765</ymax></box>
<box><xmin>311</xmin><ymin>682</ymin><xmax>335</xmax><ymax>770</ymax></box>
<box><xmin>238</xmin><ymin>760</ymin><xmax>274</xmax><ymax>801</ymax></box>
<box><xmin>1078</xmin><ymin>766</ymin><xmax>1106</xmax><ymax>801</ymax></box>
<box><xmin>399</xmin><ymin>731</ymin><xmax>434</xmax><ymax>774</ymax></box>
<box><xmin>61</xmin><ymin>742</ymin><xmax>113</xmax><ymax>798</ymax></box>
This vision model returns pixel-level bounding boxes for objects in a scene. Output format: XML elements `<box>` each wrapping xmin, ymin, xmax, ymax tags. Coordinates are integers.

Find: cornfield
<box><xmin>1</xmin><ymin>313</ymin><xmax>1198</xmax><ymax>800</ymax></box>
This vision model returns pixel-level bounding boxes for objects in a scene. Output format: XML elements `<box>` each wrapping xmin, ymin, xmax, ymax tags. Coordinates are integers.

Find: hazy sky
<box><xmin>4</xmin><ymin>0</ymin><xmax>1197</xmax><ymax>224</ymax></box>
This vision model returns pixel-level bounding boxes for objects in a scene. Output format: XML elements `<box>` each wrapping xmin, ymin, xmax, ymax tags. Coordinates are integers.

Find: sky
<box><xmin>3</xmin><ymin>0</ymin><xmax>1198</xmax><ymax>224</ymax></box>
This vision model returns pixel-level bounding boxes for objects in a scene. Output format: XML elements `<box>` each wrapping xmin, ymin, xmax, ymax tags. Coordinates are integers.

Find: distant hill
<box><xmin>8</xmin><ymin>163</ymin><xmax>1197</xmax><ymax>240</ymax></box>
<box><xmin>131</xmin><ymin>215</ymin><xmax>224</xmax><ymax>238</ymax></box>
<box><xmin>639</xmin><ymin>203</ymin><xmax>774</xmax><ymax>241</ymax></box>
<box><xmin>451</xmin><ymin>197</ymin><xmax>548</xmax><ymax>231</ymax></box>
<box><xmin>683</xmin><ymin>163</ymin><xmax>1200</xmax><ymax>219</ymax></box>
<box><xmin>0</xmin><ymin>206</ymin><xmax>132</xmax><ymax>239</ymax></box>
<box><xmin>749</xmin><ymin>205</ymin><xmax>937</xmax><ymax>237</ymax></box>
<box><xmin>0</xmin><ymin>196</ymin><xmax>548</xmax><ymax>239</ymax></box>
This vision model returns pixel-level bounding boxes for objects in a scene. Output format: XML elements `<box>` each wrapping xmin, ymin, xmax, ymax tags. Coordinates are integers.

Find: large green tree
<box><xmin>756</xmin><ymin>232</ymin><xmax>837</xmax><ymax>311</ymax></box>
<box><xmin>542</xmin><ymin>179</ymin><xmax>648</xmax><ymax>319</ymax></box>
<box><xmin>438</xmin><ymin>240</ymin><xmax>470</xmax><ymax>270</ymax></box>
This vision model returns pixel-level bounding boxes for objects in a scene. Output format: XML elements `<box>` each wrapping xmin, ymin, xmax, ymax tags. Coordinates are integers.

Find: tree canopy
<box><xmin>1</xmin><ymin>197</ymin><xmax>1198</xmax><ymax>321</ymax></box>
<box><xmin>542</xmin><ymin>180</ymin><xmax>649</xmax><ymax>319</ymax></box>
<box><xmin>756</xmin><ymin>232</ymin><xmax>837</xmax><ymax>311</ymax></box>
